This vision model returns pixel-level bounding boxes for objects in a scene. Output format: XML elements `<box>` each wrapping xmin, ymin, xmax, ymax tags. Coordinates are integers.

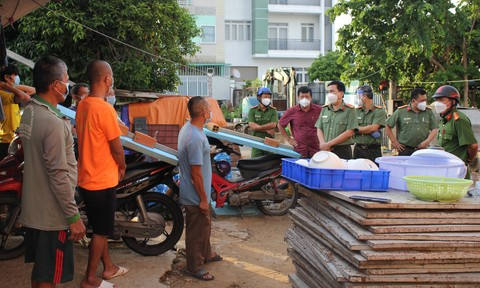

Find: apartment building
<box><xmin>177</xmin><ymin>0</ymin><xmax>338</xmax><ymax>101</ymax></box>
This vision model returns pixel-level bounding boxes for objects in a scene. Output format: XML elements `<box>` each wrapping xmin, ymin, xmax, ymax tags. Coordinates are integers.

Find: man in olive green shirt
<box><xmin>353</xmin><ymin>85</ymin><xmax>387</xmax><ymax>163</ymax></box>
<box><xmin>315</xmin><ymin>80</ymin><xmax>358</xmax><ymax>159</ymax></box>
<box><xmin>385</xmin><ymin>88</ymin><xmax>438</xmax><ymax>156</ymax></box>
<box><xmin>248</xmin><ymin>87</ymin><xmax>278</xmax><ymax>158</ymax></box>
<box><xmin>432</xmin><ymin>85</ymin><xmax>478</xmax><ymax>177</ymax></box>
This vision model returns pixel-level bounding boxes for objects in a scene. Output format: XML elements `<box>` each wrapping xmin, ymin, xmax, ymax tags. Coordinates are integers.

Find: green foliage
<box><xmin>307</xmin><ymin>51</ymin><xmax>345</xmax><ymax>82</ymax></box>
<box><xmin>329</xmin><ymin>0</ymin><xmax>480</xmax><ymax>102</ymax></box>
<box><xmin>243</xmin><ymin>78</ymin><xmax>262</xmax><ymax>96</ymax></box>
<box><xmin>6</xmin><ymin>0</ymin><xmax>201</xmax><ymax>92</ymax></box>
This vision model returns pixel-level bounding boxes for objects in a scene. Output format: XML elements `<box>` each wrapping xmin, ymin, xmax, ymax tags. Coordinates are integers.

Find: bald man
<box><xmin>76</xmin><ymin>60</ymin><xmax>128</xmax><ymax>288</ymax></box>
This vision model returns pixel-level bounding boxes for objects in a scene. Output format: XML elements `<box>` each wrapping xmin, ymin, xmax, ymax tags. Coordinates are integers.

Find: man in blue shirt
<box><xmin>178</xmin><ymin>96</ymin><xmax>221</xmax><ymax>281</ymax></box>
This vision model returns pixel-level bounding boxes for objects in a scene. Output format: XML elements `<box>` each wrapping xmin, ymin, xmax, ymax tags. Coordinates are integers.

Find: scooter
<box><xmin>208</xmin><ymin>137</ymin><xmax>298</xmax><ymax>216</ymax></box>
<box><xmin>0</xmin><ymin>136</ymin><xmax>184</xmax><ymax>260</ymax></box>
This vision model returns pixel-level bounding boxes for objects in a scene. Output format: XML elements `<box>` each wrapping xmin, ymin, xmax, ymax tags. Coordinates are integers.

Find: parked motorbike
<box><xmin>0</xmin><ymin>136</ymin><xmax>184</xmax><ymax>260</ymax></box>
<box><xmin>208</xmin><ymin>137</ymin><xmax>298</xmax><ymax>216</ymax></box>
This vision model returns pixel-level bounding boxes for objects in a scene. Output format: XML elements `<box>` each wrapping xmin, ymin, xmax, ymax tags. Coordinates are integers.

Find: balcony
<box><xmin>268</xmin><ymin>38</ymin><xmax>321</xmax><ymax>51</ymax></box>
<box><xmin>269</xmin><ymin>0</ymin><xmax>321</xmax><ymax>5</ymax></box>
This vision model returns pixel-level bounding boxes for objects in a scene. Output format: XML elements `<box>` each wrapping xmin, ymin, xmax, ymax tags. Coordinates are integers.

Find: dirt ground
<box><xmin>0</xmin><ymin>213</ymin><xmax>295</xmax><ymax>288</ymax></box>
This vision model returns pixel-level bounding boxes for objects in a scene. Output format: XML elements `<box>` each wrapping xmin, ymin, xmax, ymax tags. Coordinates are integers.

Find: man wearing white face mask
<box><xmin>315</xmin><ymin>80</ymin><xmax>358</xmax><ymax>159</ymax></box>
<box><xmin>385</xmin><ymin>88</ymin><xmax>438</xmax><ymax>156</ymax></box>
<box><xmin>248</xmin><ymin>87</ymin><xmax>278</xmax><ymax>157</ymax></box>
<box><xmin>278</xmin><ymin>86</ymin><xmax>322</xmax><ymax>157</ymax></box>
<box><xmin>432</xmin><ymin>85</ymin><xmax>478</xmax><ymax>176</ymax></box>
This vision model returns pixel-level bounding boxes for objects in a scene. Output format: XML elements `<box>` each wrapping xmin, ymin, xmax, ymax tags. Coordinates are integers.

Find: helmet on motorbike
<box><xmin>215</xmin><ymin>160</ymin><xmax>231</xmax><ymax>177</ymax></box>
<box><xmin>432</xmin><ymin>85</ymin><xmax>460</xmax><ymax>104</ymax></box>
<box><xmin>257</xmin><ymin>87</ymin><xmax>272</xmax><ymax>98</ymax></box>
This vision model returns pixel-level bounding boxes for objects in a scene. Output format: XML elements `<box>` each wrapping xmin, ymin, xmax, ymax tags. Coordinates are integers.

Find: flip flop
<box><xmin>205</xmin><ymin>254</ymin><xmax>223</xmax><ymax>263</ymax></box>
<box><xmin>185</xmin><ymin>268</ymin><xmax>214</xmax><ymax>281</ymax></box>
<box><xmin>98</xmin><ymin>280</ymin><xmax>116</xmax><ymax>288</ymax></box>
<box><xmin>103</xmin><ymin>266</ymin><xmax>129</xmax><ymax>280</ymax></box>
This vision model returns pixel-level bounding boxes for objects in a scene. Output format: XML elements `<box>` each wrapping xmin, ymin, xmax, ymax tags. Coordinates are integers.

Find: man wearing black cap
<box><xmin>353</xmin><ymin>85</ymin><xmax>387</xmax><ymax>162</ymax></box>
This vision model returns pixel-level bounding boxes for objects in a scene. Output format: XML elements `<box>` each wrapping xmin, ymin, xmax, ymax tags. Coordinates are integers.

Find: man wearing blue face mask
<box><xmin>247</xmin><ymin>87</ymin><xmax>279</xmax><ymax>158</ymax></box>
<box><xmin>315</xmin><ymin>80</ymin><xmax>358</xmax><ymax>159</ymax></box>
<box><xmin>0</xmin><ymin>64</ymin><xmax>33</xmax><ymax>159</ymax></box>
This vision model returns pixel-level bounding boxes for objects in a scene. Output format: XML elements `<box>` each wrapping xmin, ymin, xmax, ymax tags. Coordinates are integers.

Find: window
<box><xmin>202</xmin><ymin>26</ymin><xmax>216</xmax><ymax>43</ymax></box>
<box><xmin>301</xmin><ymin>23</ymin><xmax>314</xmax><ymax>42</ymax></box>
<box><xmin>225</xmin><ymin>21</ymin><xmax>252</xmax><ymax>41</ymax></box>
<box><xmin>269</xmin><ymin>23</ymin><xmax>288</xmax><ymax>50</ymax></box>
<box><xmin>295</xmin><ymin>67</ymin><xmax>309</xmax><ymax>83</ymax></box>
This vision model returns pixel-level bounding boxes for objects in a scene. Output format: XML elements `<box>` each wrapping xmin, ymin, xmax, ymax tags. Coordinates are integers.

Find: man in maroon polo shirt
<box><xmin>278</xmin><ymin>86</ymin><xmax>322</xmax><ymax>157</ymax></box>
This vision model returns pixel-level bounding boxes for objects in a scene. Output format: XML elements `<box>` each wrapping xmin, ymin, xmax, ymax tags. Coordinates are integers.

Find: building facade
<box><xmin>177</xmin><ymin>0</ymin><xmax>338</xmax><ymax>101</ymax></box>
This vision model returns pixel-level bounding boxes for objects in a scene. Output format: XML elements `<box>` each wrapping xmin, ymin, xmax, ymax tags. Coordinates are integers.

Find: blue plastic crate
<box><xmin>281</xmin><ymin>158</ymin><xmax>389</xmax><ymax>191</ymax></box>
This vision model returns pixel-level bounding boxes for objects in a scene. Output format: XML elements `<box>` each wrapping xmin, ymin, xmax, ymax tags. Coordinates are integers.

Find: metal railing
<box><xmin>268</xmin><ymin>39</ymin><xmax>321</xmax><ymax>51</ymax></box>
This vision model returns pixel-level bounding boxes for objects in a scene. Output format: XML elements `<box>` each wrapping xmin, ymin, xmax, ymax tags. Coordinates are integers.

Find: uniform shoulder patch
<box><xmin>251</xmin><ymin>105</ymin><xmax>258</xmax><ymax>109</ymax></box>
<box><xmin>374</xmin><ymin>105</ymin><xmax>383</xmax><ymax>109</ymax></box>
<box><xmin>269</xmin><ymin>106</ymin><xmax>277</xmax><ymax>110</ymax></box>
<box><xmin>426</xmin><ymin>106</ymin><xmax>432</xmax><ymax>110</ymax></box>
<box><xmin>322</xmin><ymin>104</ymin><xmax>329</xmax><ymax>107</ymax></box>
<box><xmin>345</xmin><ymin>103</ymin><xmax>354</xmax><ymax>109</ymax></box>
<box><xmin>453</xmin><ymin>112</ymin><xmax>460</xmax><ymax>121</ymax></box>
<box><xmin>397</xmin><ymin>105</ymin><xmax>407</xmax><ymax>109</ymax></box>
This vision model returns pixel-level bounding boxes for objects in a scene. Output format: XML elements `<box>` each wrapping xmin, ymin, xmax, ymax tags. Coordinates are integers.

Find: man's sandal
<box><xmin>185</xmin><ymin>268</ymin><xmax>215</xmax><ymax>281</ymax></box>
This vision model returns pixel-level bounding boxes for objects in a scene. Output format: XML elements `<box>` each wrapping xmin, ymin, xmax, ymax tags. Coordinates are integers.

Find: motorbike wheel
<box><xmin>121</xmin><ymin>192</ymin><xmax>184</xmax><ymax>256</ymax></box>
<box><xmin>256</xmin><ymin>177</ymin><xmax>298</xmax><ymax>216</ymax></box>
<box><xmin>0</xmin><ymin>195</ymin><xmax>24</xmax><ymax>260</ymax></box>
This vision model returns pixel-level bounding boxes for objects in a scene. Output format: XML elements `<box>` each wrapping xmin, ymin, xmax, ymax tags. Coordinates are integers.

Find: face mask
<box><xmin>205</xmin><ymin>111</ymin><xmax>212</xmax><ymax>124</ymax></box>
<box><xmin>417</xmin><ymin>101</ymin><xmax>427</xmax><ymax>111</ymax></box>
<box><xmin>261</xmin><ymin>98</ymin><xmax>271</xmax><ymax>107</ymax></box>
<box><xmin>106</xmin><ymin>95</ymin><xmax>116</xmax><ymax>106</ymax></box>
<box><xmin>55</xmin><ymin>81</ymin><xmax>69</xmax><ymax>100</ymax></box>
<box><xmin>327</xmin><ymin>93</ymin><xmax>338</xmax><ymax>104</ymax></box>
<box><xmin>14</xmin><ymin>75</ymin><xmax>20</xmax><ymax>86</ymax></box>
<box><xmin>299</xmin><ymin>98</ymin><xmax>311</xmax><ymax>108</ymax></box>
<box><xmin>433</xmin><ymin>101</ymin><xmax>447</xmax><ymax>114</ymax></box>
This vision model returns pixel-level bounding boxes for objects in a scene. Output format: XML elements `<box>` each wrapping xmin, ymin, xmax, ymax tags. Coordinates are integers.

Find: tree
<box><xmin>307</xmin><ymin>51</ymin><xmax>345</xmax><ymax>82</ymax></box>
<box><xmin>329</xmin><ymin>0</ymin><xmax>480</xmax><ymax>104</ymax></box>
<box><xmin>6</xmin><ymin>0</ymin><xmax>201</xmax><ymax>92</ymax></box>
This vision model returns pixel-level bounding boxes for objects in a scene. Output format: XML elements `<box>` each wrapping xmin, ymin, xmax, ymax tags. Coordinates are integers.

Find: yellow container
<box><xmin>403</xmin><ymin>176</ymin><xmax>473</xmax><ymax>202</ymax></box>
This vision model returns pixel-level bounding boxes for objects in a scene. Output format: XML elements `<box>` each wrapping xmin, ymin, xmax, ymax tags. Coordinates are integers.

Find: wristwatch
<box><xmin>353</xmin><ymin>128</ymin><xmax>359</xmax><ymax>133</ymax></box>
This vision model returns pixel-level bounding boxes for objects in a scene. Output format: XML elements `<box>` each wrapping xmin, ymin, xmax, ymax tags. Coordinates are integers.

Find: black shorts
<box><xmin>24</xmin><ymin>228</ymin><xmax>74</xmax><ymax>284</ymax></box>
<box><xmin>78</xmin><ymin>186</ymin><xmax>116</xmax><ymax>236</ymax></box>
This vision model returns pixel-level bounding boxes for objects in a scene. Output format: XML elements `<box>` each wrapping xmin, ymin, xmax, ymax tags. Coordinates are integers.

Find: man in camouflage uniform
<box><xmin>353</xmin><ymin>85</ymin><xmax>387</xmax><ymax>163</ymax></box>
<box><xmin>315</xmin><ymin>80</ymin><xmax>358</xmax><ymax>159</ymax></box>
<box><xmin>385</xmin><ymin>88</ymin><xmax>438</xmax><ymax>156</ymax></box>
<box><xmin>247</xmin><ymin>87</ymin><xmax>278</xmax><ymax>158</ymax></box>
<box><xmin>433</xmin><ymin>85</ymin><xmax>478</xmax><ymax>178</ymax></box>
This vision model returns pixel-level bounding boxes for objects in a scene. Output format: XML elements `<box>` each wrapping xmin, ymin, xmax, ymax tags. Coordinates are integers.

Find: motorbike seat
<box><xmin>237</xmin><ymin>154</ymin><xmax>283</xmax><ymax>172</ymax></box>
<box><xmin>123</xmin><ymin>161</ymin><xmax>171</xmax><ymax>181</ymax></box>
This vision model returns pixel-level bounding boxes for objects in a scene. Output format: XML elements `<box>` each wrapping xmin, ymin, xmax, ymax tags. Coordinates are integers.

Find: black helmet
<box><xmin>357</xmin><ymin>85</ymin><xmax>373</xmax><ymax>99</ymax></box>
<box><xmin>432</xmin><ymin>85</ymin><xmax>460</xmax><ymax>103</ymax></box>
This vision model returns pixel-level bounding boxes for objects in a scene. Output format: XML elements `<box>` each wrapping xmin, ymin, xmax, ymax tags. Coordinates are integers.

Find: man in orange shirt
<box><xmin>76</xmin><ymin>60</ymin><xmax>127</xmax><ymax>288</ymax></box>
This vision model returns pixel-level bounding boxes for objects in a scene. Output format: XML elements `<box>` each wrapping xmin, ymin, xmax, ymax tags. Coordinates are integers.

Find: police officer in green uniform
<box><xmin>315</xmin><ymin>80</ymin><xmax>358</xmax><ymax>159</ymax></box>
<box><xmin>353</xmin><ymin>85</ymin><xmax>387</xmax><ymax>163</ymax></box>
<box><xmin>385</xmin><ymin>88</ymin><xmax>438</xmax><ymax>156</ymax></box>
<box><xmin>433</xmin><ymin>85</ymin><xmax>478</xmax><ymax>178</ymax></box>
<box><xmin>247</xmin><ymin>87</ymin><xmax>278</xmax><ymax>158</ymax></box>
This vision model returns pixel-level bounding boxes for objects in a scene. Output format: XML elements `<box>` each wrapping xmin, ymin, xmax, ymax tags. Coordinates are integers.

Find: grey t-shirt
<box><xmin>177</xmin><ymin>121</ymin><xmax>212</xmax><ymax>205</ymax></box>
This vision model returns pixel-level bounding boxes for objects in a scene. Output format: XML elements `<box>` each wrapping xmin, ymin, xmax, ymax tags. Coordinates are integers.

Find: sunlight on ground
<box><xmin>223</xmin><ymin>256</ymin><xmax>289</xmax><ymax>284</ymax></box>
<box><xmin>236</xmin><ymin>243</ymin><xmax>289</xmax><ymax>261</ymax></box>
